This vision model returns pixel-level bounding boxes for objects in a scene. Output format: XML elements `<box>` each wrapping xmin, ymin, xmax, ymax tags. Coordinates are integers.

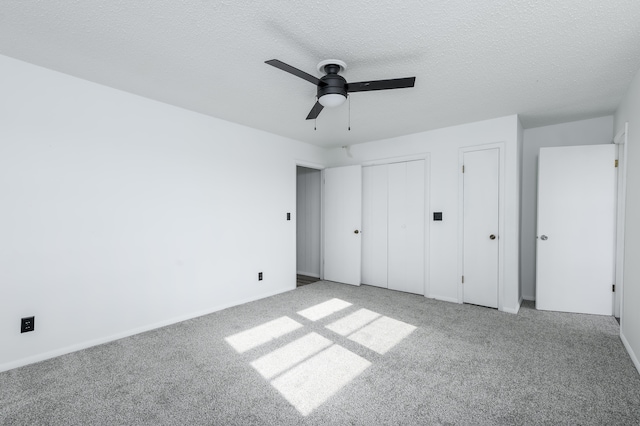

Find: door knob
<box><xmin>489</xmin><ymin>234</ymin><xmax>496</xmax><ymax>240</ymax></box>
<box><xmin>354</xmin><ymin>230</ymin><xmax>360</xmax><ymax>234</ymax></box>
<box><xmin>540</xmin><ymin>235</ymin><xmax>548</xmax><ymax>240</ymax></box>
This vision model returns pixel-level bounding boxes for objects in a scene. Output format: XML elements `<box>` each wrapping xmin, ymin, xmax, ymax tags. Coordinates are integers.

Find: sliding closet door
<box><xmin>362</xmin><ymin>165</ymin><xmax>388</xmax><ymax>288</ymax></box>
<box><xmin>388</xmin><ymin>160</ymin><xmax>425</xmax><ymax>295</ymax></box>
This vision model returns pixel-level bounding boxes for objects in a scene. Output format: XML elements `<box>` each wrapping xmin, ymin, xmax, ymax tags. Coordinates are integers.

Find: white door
<box><xmin>324</xmin><ymin>165</ymin><xmax>362</xmax><ymax>286</ymax></box>
<box><xmin>388</xmin><ymin>160</ymin><xmax>425</xmax><ymax>295</ymax></box>
<box><xmin>536</xmin><ymin>145</ymin><xmax>616</xmax><ymax>315</ymax></box>
<box><xmin>361</xmin><ymin>165</ymin><xmax>388</xmax><ymax>288</ymax></box>
<box><xmin>463</xmin><ymin>148</ymin><xmax>499</xmax><ymax>308</ymax></box>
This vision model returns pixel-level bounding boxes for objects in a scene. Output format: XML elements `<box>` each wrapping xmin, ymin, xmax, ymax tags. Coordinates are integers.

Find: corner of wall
<box><xmin>615</xmin><ymin>63</ymin><xmax>640</xmax><ymax>377</ymax></box>
<box><xmin>621</xmin><ymin>331</ymin><xmax>640</xmax><ymax>376</ymax></box>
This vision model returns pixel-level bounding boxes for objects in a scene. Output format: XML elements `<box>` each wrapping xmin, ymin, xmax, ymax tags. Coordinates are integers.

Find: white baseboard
<box><xmin>0</xmin><ymin>286</ymin><xmax>294</xmax><ymax>373</ymax></box>
<box><xmin>426</xmin><ymin>294</ymin><xmax>522</xmax><ymax>314</ymax></box>
<box><xmin>501</xmin><ymin>298</ymin><xmax>522</xmax><ymax>315</ymax></box>
<box><xmin>620</xmin><ymin>331</ymin><xmax>640</xmax><ymax>376</ymax></box>
<box><xmin>426</xmin><ymin>294</ymin><xmax>460</xmax><ymax>304</ymax></box>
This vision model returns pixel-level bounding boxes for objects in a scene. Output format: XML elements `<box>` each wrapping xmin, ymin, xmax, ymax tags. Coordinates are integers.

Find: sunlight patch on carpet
<box><xmin>347</xmin><ymin>316</ymin><xmax>417</xmax><ymax>354</ymax></box>
<box><xmin>296</xmin><ymin>298</ymin><xmax>352</xmax><ymax>321</ymax></box>
<box><xmin>325</xmin><ymin>308</ymin><xmax>381</xmax><ymax>336</ymax></box>
<box><xmin>270</xmin><ymin>344</ymin><xmax>371</xmax><ymax>416</ymax></box>
<box><xmin>227</xmin><ymin>299</ymin><xmax>417</xmax><ymax>416</ymax></box>
<box><xmin>250</xmin><ymin>332</ymin><xmax>332</xmax><ymax>380</ymax></box>
<box><xmin>225</xmin><ymin>316</ymin><xmax>302</xmax><ymax>353</ymax></box>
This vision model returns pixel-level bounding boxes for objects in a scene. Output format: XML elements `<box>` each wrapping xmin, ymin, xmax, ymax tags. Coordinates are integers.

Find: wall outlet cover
<box><xmin>21</xmin><ymin>316</ymin><xmax>35</xmax><ymax>333</ymax></box>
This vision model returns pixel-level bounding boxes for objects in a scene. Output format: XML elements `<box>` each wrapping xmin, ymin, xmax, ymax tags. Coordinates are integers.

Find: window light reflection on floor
<box><xmin>224</xmin><ymin>316</ymin><xmax>302</xmax><ymax>354</ymax></box>
<box><xmin>325</xmin><ymin>308</ymin><xmax>381</xmax><ymax>336</ymax></box>
<box><xmin>325</xmin><ymin>307</ymin><xmax>417</xmax><ymax>354</ymax></box>
<box><xmin>347</xmin><ymin>316</ymin><xmax>417</xmax><ymax>354</ymax></box>
<box><xmin>225</xmin><ymin>298</ymin><xmax>417</xmax><ymax>416</ymax></box>
<box><xmin>296</xmin><ymin>298</ymin><xmax>352</xmax><ymax>321</ymax></box>
<box><xmin>270</xmin><ymin>344</ymin><xmax>371</xmax><ymax>416</ymax></box>
<box><xmin>250</xmin><ymin>332</ymin><xmax>332</xmax><ymax>380</ymax></box>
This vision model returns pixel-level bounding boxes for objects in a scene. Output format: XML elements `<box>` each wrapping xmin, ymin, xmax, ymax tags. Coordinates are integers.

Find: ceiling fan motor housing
<box><xmin>317</xmin><ymin>64</ymin><xmax>347</xmax><ymax>99</ymax></box>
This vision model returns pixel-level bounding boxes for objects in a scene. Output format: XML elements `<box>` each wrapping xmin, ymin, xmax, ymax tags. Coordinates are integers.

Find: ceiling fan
<box><xmin>265</xmin><ymin>59</ymin><xmax>416</xmax><ymax>120</ymax></box>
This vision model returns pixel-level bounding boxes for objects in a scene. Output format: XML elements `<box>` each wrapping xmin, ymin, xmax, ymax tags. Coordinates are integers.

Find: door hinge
<box><xmin>612</xmin><ymin>284</ymin><xmax>616</xmax><ymax>292</ymax></box>
<box><xmin>462</xmin><ymin>165</ymin><xmax>465</xmax><ymax>173</ymax></box>
<box><xmin>615</xmin><ymin>159</ymin><xmax>619</xmax><ymax>168</ymax></box>
<box><xmin>462</xmin><ymin>275</ymin><xmax>465</xmax><ymax>284</ymax></box>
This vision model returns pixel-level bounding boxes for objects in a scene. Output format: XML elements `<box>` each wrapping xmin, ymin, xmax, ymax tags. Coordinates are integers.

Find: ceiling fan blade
<box><xmin>306</xmin><ymin>101</ymin><xmax>324</xmax><ymax>120</ymax></box>
<box><xmin>347</xmin><ymin>76</ymin><xmax>416</xmax><ymax>93</ymax></box>
<box><xmin>265</xmin><ymin>59</ymin><xmax>325</xmax><ymax>86</ymax></box>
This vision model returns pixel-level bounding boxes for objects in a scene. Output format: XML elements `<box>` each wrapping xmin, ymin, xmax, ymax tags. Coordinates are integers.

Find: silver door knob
<box><xmin>540</xmin><ymin>235</ymin><xmax>548</xmax><ymax>240</ymax></box>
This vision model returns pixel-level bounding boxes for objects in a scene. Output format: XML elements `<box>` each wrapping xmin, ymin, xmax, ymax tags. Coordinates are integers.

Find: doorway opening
<box><xmin>296</xmin><ymin>165</ymin><xmax>322</xmax><ymax>287</ymax></box>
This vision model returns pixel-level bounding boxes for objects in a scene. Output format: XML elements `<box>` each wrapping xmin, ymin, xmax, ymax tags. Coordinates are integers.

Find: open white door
<box><xmin>536</xmin><ymin>145</ymin><xmax>616</xmax><ymax>315</ymax></box>
<box><xmin>613</xmin><ymin>124</ymin><xmax>628</xmax><ymax>319</ymax></box>
<box><xmin>324</xmin><ymin>165</ymin><xmax>362</xmax><ymax>286</ymax></box>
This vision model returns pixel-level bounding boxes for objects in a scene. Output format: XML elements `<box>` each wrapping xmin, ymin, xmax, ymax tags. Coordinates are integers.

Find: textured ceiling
<box><xmin>1</xmin><ymin>1</ymin><xmax>640</xmax><ymax>148</ymax></box>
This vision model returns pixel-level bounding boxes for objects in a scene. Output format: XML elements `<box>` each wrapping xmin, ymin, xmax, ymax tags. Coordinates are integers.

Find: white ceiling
<box><xmin>1</xmin><ymin>1</ymin><xmax>640</xmax><ymax>148</ymax></box>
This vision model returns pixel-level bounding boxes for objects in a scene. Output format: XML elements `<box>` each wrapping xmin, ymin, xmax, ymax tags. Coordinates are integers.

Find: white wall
<box><xmin>615</xmin><ymin>65</ymin><xmax>640</xmax><ymax>374</ymax></box>
<box><xmin>296</xmin><ymin>167</ymin><xmax>321</xmax><ymax>277</ymax></box>
<box><xmin>325</xmin><ymin>115</ymin><xmax>521</xmax><ymax>313</ymax></box>
<box><xmin>0</xmin><ymin>55</ymin><xmax>326</xmax><ymax>372</ymax></box>
<box><xmin>520</xmin><ymin>116</ymin><xmax>614</xmax><ymax>300</ymax></box>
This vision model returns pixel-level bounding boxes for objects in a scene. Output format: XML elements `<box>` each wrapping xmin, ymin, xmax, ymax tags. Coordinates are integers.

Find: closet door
<box><xmin>361</xmin><ymin>165</ymin><xmax>388</xmax><ymax>288</ymax></box>
<box><xmin>388</xmin><ymin>160</ymin><xmax>425</xmax><ymax>295</ymax></box>
<box><xmin>462</xmin><ymin>149</ymin><xmax>499</xmax><ymax>308</ymax></box>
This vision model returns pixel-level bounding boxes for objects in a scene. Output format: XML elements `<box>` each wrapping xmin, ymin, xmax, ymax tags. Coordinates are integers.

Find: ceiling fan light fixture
<box><xmin>318</xmin><ymin>93</ymin><xmax>347</xmax><ymax>108</ymax></box>
<box><xmin>265</xmin><ymin>58</ymin><xmax>416</xmax><ymax>120</ymax></box>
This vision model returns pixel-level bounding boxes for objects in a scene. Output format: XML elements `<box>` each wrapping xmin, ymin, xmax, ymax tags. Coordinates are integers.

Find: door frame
<box><xmin>295</xmin><ymin>160</ymin><xmax>325</xmax><ymax>285</ymax></box>
<box><xmin>362</xmin><ymin>153</ymin><xmax>431</xmax><ymax>296</ymax></box>
<box><xmin>613</xmin><ymin>123</ymin><xmax>628</xmax><ymax>319</ymax></box>
<box><xmin>457</xmin><ymin>142</ymin><xmax>506</xmax><ymax>310</ymax></box>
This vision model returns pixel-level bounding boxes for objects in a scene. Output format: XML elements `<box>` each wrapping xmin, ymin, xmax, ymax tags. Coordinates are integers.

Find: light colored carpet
<box><xmin>1</xmin><ymin>281</ymin><xmax>639</xmax><ymax>425</ymax></box>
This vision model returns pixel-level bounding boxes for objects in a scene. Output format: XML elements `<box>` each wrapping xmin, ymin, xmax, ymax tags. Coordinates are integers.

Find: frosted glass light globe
<box><xmin>318</xmin><ymin>94</ymin><xmax>346</xmax><ymax>108</ymax></box>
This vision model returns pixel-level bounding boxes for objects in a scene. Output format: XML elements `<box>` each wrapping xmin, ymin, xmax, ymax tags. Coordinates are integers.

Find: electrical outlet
<box><xmin>258</xmin><ymin>272</ymin><xmax>263</xmax><ymax>281</ymax></box>
<box><xmin>21</xmin><ymin>316</ymin><xmax>35</xmax><ymax>333</ymax></box>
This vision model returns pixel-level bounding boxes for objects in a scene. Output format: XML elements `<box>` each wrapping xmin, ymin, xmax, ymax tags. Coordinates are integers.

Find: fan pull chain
<box><xmin>348</xmin><ymin>95</ymin><xmax>351</xmax><ymax>131</ymax></box>
<box><xmin>314</xmin><ymin>118</ymin><xmax>317</xmax><ymax>131</ymax></box>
